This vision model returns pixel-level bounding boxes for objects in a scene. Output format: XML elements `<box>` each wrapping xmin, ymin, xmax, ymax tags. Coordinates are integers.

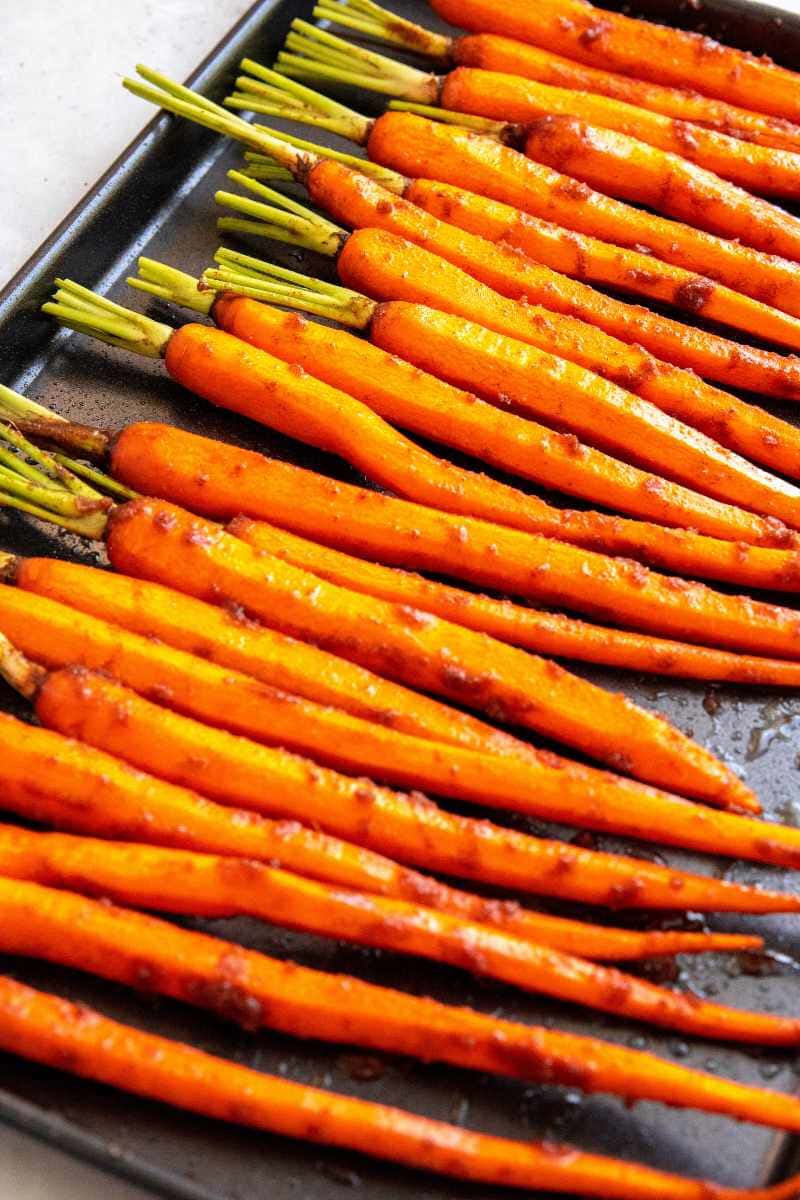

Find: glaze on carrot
<box><xmin>0</xmin><ymin>871</ymin><xmax>791</xmax><ymax>1132</ymax></box>
<box><xmin>6</xmin><ymin>976</ymin><xmax>800</xmax><ymax>1198</ymax></box>
<box><xmin>0</xmin><ymin>837</ymin><xmax>792</xmax><ymax>1044</ymax></box>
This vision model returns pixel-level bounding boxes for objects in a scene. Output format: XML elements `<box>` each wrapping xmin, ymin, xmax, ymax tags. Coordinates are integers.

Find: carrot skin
<box><xmin>0</xmin><ymin>873</ymin><xmax>793</xmax><ymax>1133</ymax></box>
<box><xmin>109</xmin><ymin>425</ymin><xmax>800</xmax><ymax>659</ymax></box>
<box><xmin>212</xmin><ymin>296</ymin><xmax>773</xmax><ymax>542</ymax></box>
<box><xmin>428</xmin><ymin>0</ymin><xmax>800</xmax><ymax>123</ymax></box>
<box><xmin>7</xmin><ymin>978</ymin><xmax>800</xmax><ymax>1199</ymax></box>
<box><xmin>408</xmin><ymin>176</ymin><xmax>800</xmax><ymax>363</ymax></box>
<box><xmin>0</xmin><ymin>840</ymin><xmax>793</xmax><ymax>1045</ymax></box>
<box><xmin>455</xmin><ymin>34</ymin><xmax>800</xmax><ymax>154</ymax></box>
<box><xmin>335</xmin><ymin>223</ymin><xmax>800</xmax><ymax>491</ymax></box>
<box><xmin>101</xmin><ymin>490</ymin><xmax>752</xmax><ymax>810</ymax></box>
<box><xmin>366</xmin><ymin>111</ymin><xmax>800</xmax><ymax>321</ymax></box>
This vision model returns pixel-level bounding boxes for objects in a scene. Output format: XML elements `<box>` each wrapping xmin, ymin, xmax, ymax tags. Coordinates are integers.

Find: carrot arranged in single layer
<box><xmin>366</xmin><ymin>110</ymin><xmax>800</xmax><ymax>320</ymax></box>
<box><xmin>36</xmin><ymin>668</ymin><xmax>758</xmax><ymax>958</ymax></box>
<box><xmin>333</xmin><ymin>224</ymin><xmax>800</xmax><ymax>489</ymax></box>
<box><xmin>524</xmin><ymin>114</ymin><xmax>800</xmax><ymax>259</ymax></box>
<box><xmin>438</xmin><ymin>67</ymin><xmax>800</xmax><ymax>200</ymax></box>
<box><xmin>451</xmin><ymin>35</ymin><xmax>800</xmax><ymax>153</ymax></box>
<box><xmin>20</xmin><ymin>520</ymin><xmax>800</xmax><ymax>690</ymax></box>
<box><xmin>0</xmin><ymin>873</ymin><xmax>794</xmax><ymax>1132</ymax></box>
<box><xmin>205</xmin><ymin>296</ymin><xmax>789</xmax><ymax>547</ymax></box>
<box><xmin>427</xmin><ymin>0</ymin><xmax>800</xmax><ymax>123</ymax></box>
<box><xmin>0</xmin><ymin>562</ymin><xmax>761</xmax><ymax>821</ymax></box>
<box><xmin>111</xmin><ymin>424</ymin><xmax>800</xmax><ymax>660</ymax></box>
<box><xmin>226</xmin><ymin>516</ymin><xmax>800</xmax><ymax>687</ymax></box>
<box><xmin>408</xmin><ymin>177</ymin><xmax>800</xmax><ymax>362</ymax></box>
<box><xmin>0</xmin><ymin>835</ymin><xmax>792</xmax><ymax>1044</ymax></box>
<box><xmin>3</xmin><ymin>706</ymin><xmax>788</xmax><ymax>914</ymax></box>
<box><xmin>7</xmin><ymin>979</ymin><xmax>800</xmax><ymax>1200</ymax></box>
<box><xmin>9</xmin><ymin>556</ymin><xmax>532</xmax><ymax>765</ymax></box>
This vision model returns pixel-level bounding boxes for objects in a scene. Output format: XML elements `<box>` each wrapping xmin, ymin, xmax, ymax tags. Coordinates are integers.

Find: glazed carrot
<box><xmin>426</xmin><ymin>0</ymin><xmax>800</xmax><ymax>123</ymax></box>
<box><xmin>406</xmin><ymin>178</ymin><xmax>800</xmax><ymax>362</ymax></box>
<box><xmin>176</xmin><ymin>292</ymin><xmax>793</xmax><ymax>547</ymax></box>
<box><xmin>333</xmin><ymin>225</ymin><xmax>800</xmax><ymax>489</ymax></box>
<box><xmin>7</xmin><ymin>980</ymin><xmax>800</xmax><ymax>1200</ymax></box>
<box><xmin>30</xmin><ymin>669</ymin><xmax>759</xmax><ymax>960</ymax></box>
<box><xmin>7</xmin><ymin>556</ymin><xmax>536</xmax><ymax>765</ymax></box>
<box><xmin>2</xmin><ymin>706</ymin><xmax>788</xmax><ymax>916</ymax></box>
<box><xmin>0</xmin><ymin>874</ymin><xmax>793</xmax><ymax>1133</ymax></box>
<box><xmin>224</xmin><ymin>517</ymin><xmax>800</xmax><ymax>687</ymax></box>
<box><xmin>524</xmin><ymin>114</ymin><xmax>800</xmax><ymax>258</ymax></box>
<box><xmin>111</xmin><ymin>425</ymin><xmax>800</xmax><ymax>660</ymax></box>
<box><xmin>277</xmin><ymin>25</ymin><xmax>800</xmax><ymax>200</ymax></box>
<box><xmin>0</xmin><ymin>564</ymin><xmax>760</xmax><ymax>819</ymax></box>
<box><xmin>0</xmin><ymin>836</ymin><xmax>792</xmax><ymax>1044</ymax></box>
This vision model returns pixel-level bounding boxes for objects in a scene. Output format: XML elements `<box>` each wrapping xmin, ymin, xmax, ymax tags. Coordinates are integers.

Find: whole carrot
<box><xmin>425</xmin><ymin>0</ymin><xmax>800</xmax><ymax>123</ymax></box>
<box><xmin>0</xmin><ymin>872</ymin><xmax>791</xmax><ymax>1132</ymax></box>
<box><xmin>0</xmin><ymin>836</ymin><xmax>792</xmax><ymax>1044</ymax></box>
<box><xmin>6</xmin><ymin>978</ymin><xmax>800</xmax><ymax>1200</ymax></box>
<box><xmin>524</xmin><ymin>114</ymin><xmax>800</xmax><ymax>258</ymax></box>
<box><xmin>111</xmin><ymin>424</ymin><xmax>800</xmax><ymax>659</ymax></box>
<box><xmin>1</xmin><ymin>704</ymin><xmax>786</xmax><ymax>915</ymax></box>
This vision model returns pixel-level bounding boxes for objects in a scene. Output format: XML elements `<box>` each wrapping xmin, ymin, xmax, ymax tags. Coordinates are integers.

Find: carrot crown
<box><xmin>201</xmin><ymin>248</ymin><xmax>377</xmax><ymax>329</ymax></box>
<box><xmin>128</xmin><ymin>258</ymin><xmax>214</xmax><ymax>316</ymax></box>
<box><xmin>0</xmin><ymin>631</ymin><xmax>45</xmax><ymax>701</ymax></box>
<box><xmin>215</xmin><ymin>169</ymin><xmax>348</xmax><ymax>255</ymax></box>
<box><xmin>311</xmin><ymin>0</ymin><xmax>452</xmax><ymax>61</ymax></box>
<box><xmin>275</xmin><ymin>19</ymin><xmax>440</xmax><ymax>104</ymax></box>
<box><xmin>226</xmin><ymin>58</ymin><xmax>374</xmax><ymax>144</ymax></box>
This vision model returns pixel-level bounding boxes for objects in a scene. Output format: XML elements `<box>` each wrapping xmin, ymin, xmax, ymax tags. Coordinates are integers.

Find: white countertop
<box><xmin>2</xmin><ymin>0</ymin><xmax>800</xmax><ymax>1197</ymax></box>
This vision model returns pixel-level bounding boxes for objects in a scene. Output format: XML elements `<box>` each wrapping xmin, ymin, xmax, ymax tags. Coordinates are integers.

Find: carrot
<box><xmin>405</xmin><ymin>177</ymin><xmax>800</xmax><ymax>361</ymax></box>
<box><xmin>189</xmin><ymin>292</ymin><xmax>793</xmax><ymax>548</ymax></box>
<box><xmin>110</xmin><ymin>424</ymin><xmax>800</xmax><ymax>661</ymax></box>
<box><xmin>6</xmin><ymin>978</ymin><xmax>800</xmax><ymax>1200</ymax></box>
<box><xmin>0</xmin><ymin>873</ymin><xmax>792</xmax><ymax>1132</ymax></box>
<box><xmin>224</xmin><ymin>516</ymin><xmax>800</xmax><ymax>687</ymax></box>
<box><xmin>4</xmin><ymin>702</ymin><xmax>782</xmax><ymax>919</ymax></box>
<box><xmin>8</xmin><ymin>556</ymin><xmax>535</xmax><ymax>766</ymax></box>
<box><xmin>523</xmin><ymin>114</ymin><xmax>800</xmax><ymax>258</ymax></box>
<box><xmin>0</xmin><ymin>835</ymin><xmax>792</xmax><ymax>1044</ymax></box>
<box><xmin>0</xmin><ymin>570</ymin><xmax>767</xmax><ymax>832</ymax></box>
<box><xmin>314</xmin><ymin>3</ymin><xmax>800</xmax><ymax>154</ymax></box>
<box><xmin>425</xmin><ymin>0</ymin><xmax>800</xmax><ymax>123</ymax></box>
<box><xmin>332</xmin><ymin>223</ymin><xmax>800</xmax><ymax>489</ymax></box>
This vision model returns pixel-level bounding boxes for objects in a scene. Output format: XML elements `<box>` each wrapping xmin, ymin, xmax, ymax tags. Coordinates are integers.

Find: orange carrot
<box><xmin>426</xmin><ymin>0</ymin><xmax>800</xmax><ymax>123</ymax></box>
<box><xmin>110</xmin><ymin>424</ymin><xmax>800</xmax><ymax>659</ymax></box>
<box><xmin>6</xmin><ymin>977</ymin><xmax>800</xmax><ymax>1199</ymax></box>
<box><xmin>0</xmin><ymin>833</ymin><xmax>792</xmax><ymax>1044</ymax></box>
<box><xmin>2</xmin><ymin>705</ymin><xmax>788</xmax><ymax>915</ymax></box>
<box><xmin>407</xmin><ymin>177</ymin><xmax>800</xmax><ymax>360</ymax></box>
<box><xmin>223</xmin><ymin>516</ymin><xmax>800</xmax><ymax>687</ymax></box>
<box><xmin>523</xmin><ymin>113</ymin><xmax>800</xmax><ymax>258</ymax></box>
<box><xmin>332</xmin><ymin>223</ymin><xmax>800</xmax><ymax>489</ymax></box>
<box><xmin>198</xmin><ymin>295</ymin><xmax>792</xmax><ymax>546</ymax></box>
<box><xmin>0</xmin><ymin>872</ymin><xmax>791</xmax><ymax>1131</ymax></box>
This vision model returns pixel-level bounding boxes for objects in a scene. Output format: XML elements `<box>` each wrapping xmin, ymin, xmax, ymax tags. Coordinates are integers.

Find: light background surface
<box><xmin>0</xmin><ymin>0</ymin><xmax>799</xmax><ymax>1196</ymax></box>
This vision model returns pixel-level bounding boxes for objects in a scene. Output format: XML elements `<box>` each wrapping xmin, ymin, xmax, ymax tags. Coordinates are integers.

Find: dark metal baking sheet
<box><xmin>0</xmin><ymin>0</ymin><xmax>799</xmax><ymax>1195</ymax></box>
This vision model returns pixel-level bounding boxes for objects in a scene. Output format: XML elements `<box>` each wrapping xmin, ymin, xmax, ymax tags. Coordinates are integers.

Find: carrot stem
<box><xmin>387</xmin><ymin>97</ymin><xmax>508</xmax><ymax>134</ymax></box>
<box><xmin>127</xmin><ymin>257</ymin><xmax>214</xmax><ymax>315</ymax></box>
<box><xmin>313</xmin><ymin>0</ymin><xmax>452</xmax><ymax>59</ymax></box>
<box><xmin>42</xmin><ymin>278</ymin><xmax>173</xmax><ymax>358</ymax></box>
<box><xmin>216</xmin><ymin>169</ymin><xmax>347</xmax><ymax>254</ymax></box>
<box><xmin>228</xmin><ymin>58</ymin><xmax>372</xmax><ymax>141</ymax></box>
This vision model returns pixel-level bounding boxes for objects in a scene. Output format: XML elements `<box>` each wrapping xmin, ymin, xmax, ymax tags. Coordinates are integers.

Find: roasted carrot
<box><xmin>7</xmin><ymin>979</ymin><xmax>800</xmax><ymax>1200</ymax></box>
<box><xmin>0</xmin><ymin>873</ymin><xmax>792</xmax><ymax>1132</ymax></box>
<box><xmin>224</xmin><ymin>517</ymin><xmax>800</xmax><ymax>687</ymax></box>
<box><xmin>0</xmin><ymin>836</ymin><xmax>791</xmax><ymax>1044</ymax></box>
<box><xmin>7</xmin><ymin>556</ymin><xmax>537</xmax><ymax>766</ymax></box>
<box><xmin>0</xmin><ymin>573</ymin><xmax>766</xmax><ymax>830</ymax></box>
<box><xmin>405</xmin><ymin>178</ymin><xmax>800</xmax><ymax>361</ymax></box>
<box><xmin>171</xmin><ymin>291</ymin><xmax>796</xmax><ymax>547</ymax></box>
<box><xmin>523</xmin><ymin>114</ymin><xmax>800</xmax><ymax>259</ymax></box>
<box><xmin>2</xmin><ymin>706</ymin><xmax>788</xmax><ymax>915</ymax></box>
<box><xmin>110</xmin><ymin>425</ymin><xmax>800</xmax><ymax>661</ymax></box>
<box><xmin>277</xmin><ymin>24</ymin><xmax>800</xmax><ymax>200</ymax></box>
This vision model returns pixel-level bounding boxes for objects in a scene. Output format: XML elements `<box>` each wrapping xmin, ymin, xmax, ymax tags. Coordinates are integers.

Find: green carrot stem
<box><xmin>387</xmin><ymin>99</ymin><xmax>511</xmax><ymax>139</ymax></box>
<box><xmin>0</xmin><ymin>463</ymin><xmax>108</xmax><ymax>521</ymax></box>
<box><xmin>52</xmin><ymin>455</ymin><xmax>138</xmax><ymax>501</ymax></box>
<box><xmin>0</xmin><ymin>384</ymin><xmax>67</xmax><ymax>425</ymax></box>
<box><xmin>313</xmin><ymin>0</ymin><xmax>452</xmax><ymax>59</ymax></box>
<box><xmin>215</xmin><ymin>170</ymin><xmax>347</xmax><ymax>255</ymax></box>
<box><xmin>43</xmin><ymin>279</ymin><xmax>174</xmax><ymax>358</ymax></box>
<box><xmin>236</xmin><ymin>58</ymin><xmax>372</xmax><ymax>143</ymax></box>
<box><xmin>240</xmin><ymin>130</ymin><xmax>407</xmax><ymax>191</ymax></box>
<box><xmin>241</xmin><ymin>157</ymin><xmax>294</xmax><ymax>183</ymax></box>
<box><xmin>0</xmin><ymin>487</ymin><xmax>109</xmax><ymax>538</ymax></box>
<box><xmin>127</xmin><ymin>258</ymin><xmax>214</xmax><ymax>315</ymax></box>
